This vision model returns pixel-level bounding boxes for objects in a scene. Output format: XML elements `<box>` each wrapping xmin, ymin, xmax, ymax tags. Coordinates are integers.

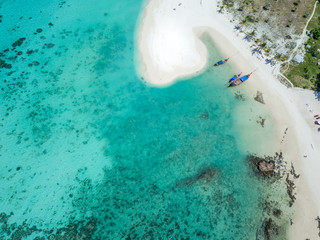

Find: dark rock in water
<box><xmin>176</xmin><ymin>167</ymin><xmax>217</xmax><ymax>187</ymax></box>
<box><xmin>48</xmin><ymin>22</ymin><xmax>54</xmax><ymax>27</ymax></box>
<box><xmin>196</xmin><ymin>168</ymin><xmax>216</xmax><ymax>182</ymax></box>
<box><xmin>247</xmin><ymin>154</ymin><xmax>276</xmax><ymax>176</ymax></box>
<box><xmin>263</xmin><ymin>218</ymin><xmax>272</xmax><ymax>240</ymax></box>
<box><xmin>201</xmin><ymin>112</ymin><xmax>209</xmax><ymax>119</ymax></box>
<box><xmin>286</xmin><ymin>173</ymin><xmax>296</xmax><ymax>207</ymax></box>
<box><xmin>26</xmin><ymin>49</ymin><xmax>37</xmax><ymax>55</ymax></box>
<box><xmin>12</xmin><ymin>37</ymin><xmax>26</xmax><ymax>48</ymax></box>
<box><xmin>257</xmin><ymin>117</ymin><xmax>266</xmax><ymax>127</ymax></box>
<box><xmin>0</xmin><ymin>59</ymin><xmax>12</xmax><ymax>69</ymax></box>
<box><xmin>234</xmin><ymin>91</ymin><xmax>245</xmax><ymax>101</ymax></box>
<box><xmin>289</xmin><ymin>163</ymin><xmax>300</xmax><ymax>179</ymax></box>
<box><xmin>263</xmin><ymin>201</ymin><xmax>283</xmax><ymax>219</ymax></box>
<box><xmin>273</xmin><ymin>208</ymin><xmax>282</xmax><ymax>218</ymax></box>
<box><xmin>317</xmin><ymin>217</ymin><xmax>320</xmax><ymax>236</ymax></box>
<box><xmin>43</xmin><ymin>43</ymin><xmax>55</xmax><ymax>49</ymax></box>
<box><xmin>0</xmin><ymin>212</ymin><xmax>8</xmax><ymax>223</ymax></box>
<box><xmin>254</xmin><ymin>91</ymin><xmax>264</xmax><ymax>104</ymax></box>
<box><xmin>27</xmin><ymin>61</ymin><xmax>40</xmax><ymax>67</ymax></box>
<box><xmin>36</xmin><ymin>28</ymin><xmax>42</xmax><ymax>33</ymax></box>
<box><xmin>0</xmin><ymin>59</ymin><xmax>6</xmax><ymax>67</ymax></box>
<box><xmin>0</xmin><ymin>212</ymin><xmax>98</xmax><ymax>239</ymax></box>
<box><xmin>262</xmin><ymin>218</ymin><xmax>279</xmax><ymax>240</ymax></box>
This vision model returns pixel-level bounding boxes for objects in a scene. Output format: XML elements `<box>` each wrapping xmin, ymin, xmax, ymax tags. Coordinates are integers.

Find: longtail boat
<box><xmin>214</xmin><ymin>58</ymin><xmax>229</xmax><ymax>66</ymax></box>
<box><xmin>229</xmin><ymin>73</ymin><xmax>242</xmax><ymax>83</ymax></box>
<box><xmin>229</xmin><ymin>73</ymin><xmax>252</xmax><ymax>87</ymax></box>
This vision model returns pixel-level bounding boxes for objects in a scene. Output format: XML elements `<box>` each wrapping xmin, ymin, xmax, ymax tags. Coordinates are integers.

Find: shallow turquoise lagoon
<box><xmin>0</xmin><ymin>0</ymin><xmax>290</xmax><ymax>239</ymax></box>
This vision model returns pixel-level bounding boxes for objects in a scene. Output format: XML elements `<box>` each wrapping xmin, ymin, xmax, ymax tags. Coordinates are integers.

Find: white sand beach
<box><xmin>137</xmin><ymin>0</ymin><xmax>320</xmax><ymax>238</ymax></box>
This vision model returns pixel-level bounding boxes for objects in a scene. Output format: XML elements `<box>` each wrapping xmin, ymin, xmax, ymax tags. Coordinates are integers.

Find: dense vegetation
<box><xmin>219</xmin><ymin>0</ymin><xmax>319</xmax><ymax>90</ymax></box>
<box><xmin>285</xmin><ymin>2</ymin><xmax>320</xmax><ymax>90</ymax></box>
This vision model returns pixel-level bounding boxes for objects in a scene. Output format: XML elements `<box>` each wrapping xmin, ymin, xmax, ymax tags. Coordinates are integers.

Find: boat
<box><xmin>214</xmin><ymin>58</ymin><xmax>229</xmax><ymax>66</ymax></box>
<box><xmin>229</xmin><ymin>73</ymin><xmax>252</xmax><ymax>87</ymax></box>
<box><xmin>229</xmin><ymin>73</ymin><xmax>242</xmax><ymax>83</ymax></box>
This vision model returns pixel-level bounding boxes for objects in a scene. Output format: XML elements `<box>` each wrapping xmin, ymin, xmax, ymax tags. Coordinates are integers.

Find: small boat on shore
<box><xmin>229</xmin><ymin>73</ymin><xmax>252</xmax><ymax>87</ymax></box>
<box><xmin>214</xmin><ymin>58</ymin><xmax>229</xmax><ymax>66</ymax></box>
<box><xmin>229</xmin><ymin>73</ymin><xmax>242</xmax><ymax>83</ymax></box>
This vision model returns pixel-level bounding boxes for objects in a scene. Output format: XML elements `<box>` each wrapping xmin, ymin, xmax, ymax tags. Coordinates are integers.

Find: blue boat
<box><xmin>229</xmin><ymin>73</ymin><xmax>252</xmax><ymax>87</ymax></box>
<box><xmin>214</xmin><ymin>58</ymin><xmax>229</xmax><ymax>66</ymax></box>
<box><xmin>229</xmin><ymin>73</ymin><xmax>242</xmax><ymax>83</ymax></box>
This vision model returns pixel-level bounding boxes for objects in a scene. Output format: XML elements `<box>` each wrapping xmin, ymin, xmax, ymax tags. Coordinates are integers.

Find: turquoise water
<box><xmin>0</xmin><ymin>0</ymin><xmax>291</xmax><ymax>239</ymax></box>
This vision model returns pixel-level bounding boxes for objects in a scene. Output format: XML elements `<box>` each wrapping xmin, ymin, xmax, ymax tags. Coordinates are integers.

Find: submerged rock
<box><xmin>201</xmin><ymin>112</ymin><xmax>209</xmax><ymax>119</ymax></box>
<box><xmin>0</xmin><ymin>212</ymin><xmax>98</xmax><ymax>239</ymax></box>
<box><xmin>256</xmin><ymin>217</ymin><xmax>280</xmax><ymax>240</ymax></box>
<box><xmin>234</xmin><ymin>91</ymin><xmax>246</xmax><ymax>101</ymax></box>
<box><xmin>286</xmin><ymin>173</ymin><xmax>296</xmax><ymax>207</ymax></box>
<box><xmin>263</xmin><ymin>201</ymin><xmax>282</xmax><ymax>219</ymax></box>
<box><xmin>176</xmin><ymin>167</ymin><xmax>217</xmax><ymax>187</ymax></box>
<box><xmin>196</xmin><ymin>168</ymin><xmax>216</xmax><ymax>182</ymax></box>
<box><xmin>257</xmin><ymin>116</ymin><xmax>266</xmax><ymax>127</ymax></box>
<box><xmin>0</xmin><ymin>59</ymin><xmax>12</xmax><ymax>69</ymax></box>
<box><xmin>43</xmin><ymin>43</ymin><xmax>55</xmax><ymax>49</ymax></box>
<box><xmin>254</xmin><ymin>91</ymin><xmax>265</xmax><ymax>104</ymax></box>
<box><xmin>263</xmin><ymin>218</ymin><xmax>278</xmax><ymax>240</ymax></box>
<box><xmin>12</xmin><ymin>37</ymin><xmax>26</xmax><ymax>48</ymax></box>
<box><xmin>273</xmin><ymin>208</ymin><xmax>282</xmax><ymax>218</ymax></box>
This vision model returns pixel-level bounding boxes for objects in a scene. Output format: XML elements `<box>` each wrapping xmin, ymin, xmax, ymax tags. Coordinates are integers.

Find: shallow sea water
<box><xmin>0</xmin><ymin>0</ymin><xmax>292</xmax><ymax>239</ymax></box>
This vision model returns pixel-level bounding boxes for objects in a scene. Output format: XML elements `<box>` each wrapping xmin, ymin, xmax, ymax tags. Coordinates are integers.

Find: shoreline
<box><xmin>137</xmin><ymin>0</ymin><xmax>320</xmax><ymax>238</ymax></box>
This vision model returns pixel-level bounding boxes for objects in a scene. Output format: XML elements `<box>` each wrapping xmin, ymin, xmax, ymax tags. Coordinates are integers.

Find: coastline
<box><xmin>137</xmin><ymin>0</ymin><xmax>320</xmax><ymax>238</ymax></box>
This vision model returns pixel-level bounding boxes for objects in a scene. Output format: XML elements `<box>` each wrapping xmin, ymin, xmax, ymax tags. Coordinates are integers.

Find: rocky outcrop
<box><xmin>316</xmin><ymin>216</ymin><xmax>320</xmax><ymax>237</ymax></box>
<box><xmin>247</xmin><ymin>155</ymin><xmax>275</xmax><ymax>176</ymax></box>
<box><xmin>258</xmin><ymin>160</ymin><xmax>275</xmax><ymax>175</ymax></box>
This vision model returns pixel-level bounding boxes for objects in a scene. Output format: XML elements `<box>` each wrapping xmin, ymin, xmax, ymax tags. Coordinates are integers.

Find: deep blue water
<box><xmin>0</xmin><ymin>0</ymin><xmax>291</xmax><ymax>239</ymax></box>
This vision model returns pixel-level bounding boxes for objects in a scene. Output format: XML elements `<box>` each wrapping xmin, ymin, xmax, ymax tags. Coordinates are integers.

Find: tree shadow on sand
<box><xmin>314</xmin><ymin>90</ymin><xmax>320</xmax><ymax>101</ymax></box>
<box><xmin>314</xmin><ymin>74</ymin><xmax>320</xmax><ymax>100</ymax></box>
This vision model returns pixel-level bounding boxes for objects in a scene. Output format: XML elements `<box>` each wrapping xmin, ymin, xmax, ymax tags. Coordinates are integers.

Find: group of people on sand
<box><xmin>314</xmin><ymin>115</ymin><xmax>320</xmax><ymax>131</ymax></box>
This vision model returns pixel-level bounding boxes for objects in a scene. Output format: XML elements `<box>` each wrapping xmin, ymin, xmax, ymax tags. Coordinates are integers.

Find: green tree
<box><xmin>316</xmin><ymin>73</ymin><xmax>320</xmax><ymax>91</ymax></box>
<box><xmin>311</xmin><ymin>28</ymin><xmax>320</xmax><ymax>40</ymax></box>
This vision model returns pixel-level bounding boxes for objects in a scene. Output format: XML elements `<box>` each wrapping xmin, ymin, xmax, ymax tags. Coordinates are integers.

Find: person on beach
<box><xmin>315</xmin><ymin>120</ymin><xmax>320</xmax><ymax>125</ymax></box>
